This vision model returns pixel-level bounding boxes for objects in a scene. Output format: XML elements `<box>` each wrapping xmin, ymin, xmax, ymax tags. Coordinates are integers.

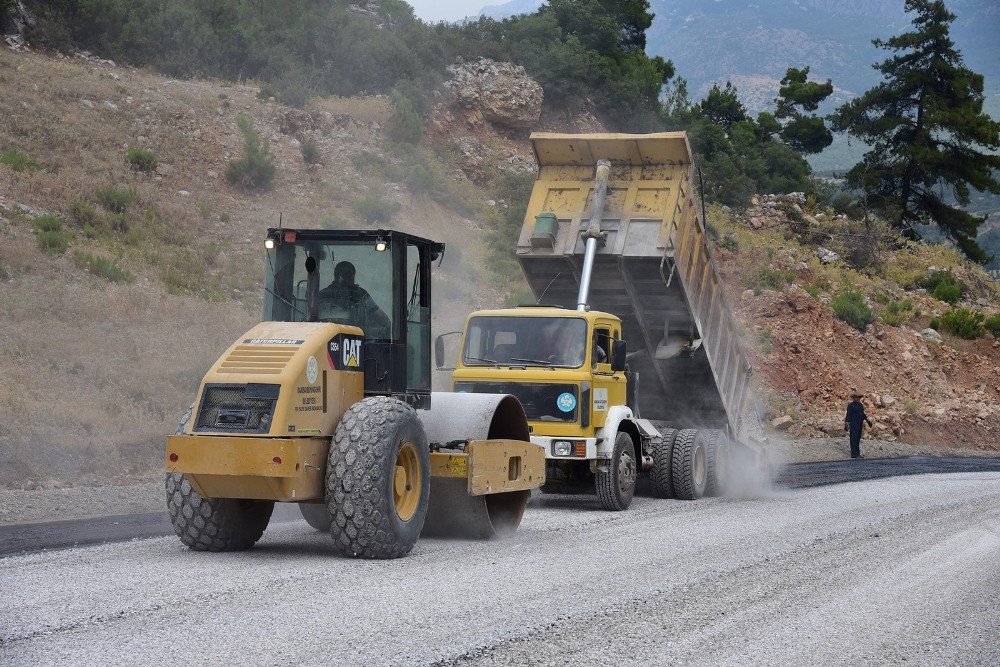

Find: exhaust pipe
<box><xmin>577</xmin><ymin>159</ymin><xmax>611</xmax><ymax>311</ymax></box>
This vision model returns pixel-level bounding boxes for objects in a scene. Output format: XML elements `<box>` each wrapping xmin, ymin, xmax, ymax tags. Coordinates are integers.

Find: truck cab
<box><xmin>442</xmin><ymin>305</ymin><xmax>650</xmax><ymax>506</ymax></box>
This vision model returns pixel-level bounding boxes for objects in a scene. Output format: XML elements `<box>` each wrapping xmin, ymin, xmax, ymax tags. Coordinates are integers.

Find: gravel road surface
<box><xmin>2</xmin><ymin>471</ymin><xmax>999</xmax><ymax>666</ymax></box>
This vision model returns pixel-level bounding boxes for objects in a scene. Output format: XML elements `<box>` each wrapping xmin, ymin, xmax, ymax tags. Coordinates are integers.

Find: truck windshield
<box><xmin>263</xmin><ymin>240</ymin><xmax>394</xmax><ymax>340</ymax></box>
<box><xmin>462</xmin><ymin>316</ymin><xmax>587</xmax><ymax>368</ymax></box>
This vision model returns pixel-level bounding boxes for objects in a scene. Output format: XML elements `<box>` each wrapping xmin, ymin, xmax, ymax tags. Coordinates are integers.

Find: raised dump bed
<box><xmin>516</xmin><ymin>132</ymin><xmax>761</xmax><ymax>445</ymax></box>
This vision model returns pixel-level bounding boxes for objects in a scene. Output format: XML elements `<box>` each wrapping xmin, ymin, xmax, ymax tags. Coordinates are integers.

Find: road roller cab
<box><xmin>166</xmin><ymin>228</ymin><xmax>545</xmax><ymax>558</ymax></box>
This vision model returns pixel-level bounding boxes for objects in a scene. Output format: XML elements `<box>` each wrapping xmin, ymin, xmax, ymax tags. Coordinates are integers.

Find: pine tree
<box><xmin>830</xmin><ymin>0</ymin><xmax>1000</xmax><ymax>263</ymax></box>
<box><xmin>759</xmin><ymin>66</ymin><xmax>834</xmax><ymax>154</ymax></box>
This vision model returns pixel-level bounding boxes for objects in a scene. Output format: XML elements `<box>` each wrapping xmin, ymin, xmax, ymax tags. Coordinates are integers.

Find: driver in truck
<box><xmin>319</xmin><ymin>260</ymin><xmax>391</xmax><ymax>334</ymax></box>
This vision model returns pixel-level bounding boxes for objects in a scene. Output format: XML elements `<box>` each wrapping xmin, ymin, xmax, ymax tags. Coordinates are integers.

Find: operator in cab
<box><xmin>318</xmin><ymin>260</ymin><xmax>391</xmax><ymax>336</ymax></box>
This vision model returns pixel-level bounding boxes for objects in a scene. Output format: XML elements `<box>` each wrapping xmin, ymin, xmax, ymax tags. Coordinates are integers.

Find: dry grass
<box><xmin>0</xmin><ymin>48</ymin><xmax>499</xmax><ymax>487</ymax></box>
<box><xmin>311</xmin><ymin>95</ymin><xmax>392</xmax><ymax>124</ymax></box>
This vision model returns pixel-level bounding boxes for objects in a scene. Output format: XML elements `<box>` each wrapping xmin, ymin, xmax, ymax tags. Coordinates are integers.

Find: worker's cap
<box><xmin>851</xmin><ymin>390</ymin><xmax>863</xmax><ymax>399</ymax></box>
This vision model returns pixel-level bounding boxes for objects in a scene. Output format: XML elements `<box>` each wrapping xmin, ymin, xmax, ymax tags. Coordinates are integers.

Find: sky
<box><xmin>407</xmin><ymin>0</ymin><xmax>484</xmax><ymax>22</ymax></box>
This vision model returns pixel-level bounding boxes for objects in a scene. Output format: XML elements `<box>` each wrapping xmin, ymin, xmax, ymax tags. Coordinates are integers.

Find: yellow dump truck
<box><xmin>166</xmin><ymin>229</ymin><xmax>544</xmax><ymax>558</ymax></box>
<box><xmin>438</xmin><ymin>133</ymin><xmax>764</xmax><ymax>510</ymax></box>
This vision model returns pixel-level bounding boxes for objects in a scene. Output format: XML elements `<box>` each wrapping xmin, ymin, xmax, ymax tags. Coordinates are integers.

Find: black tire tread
<box><xmin>671</xmin><ymin>428</ymin><xmax>707</xmax><ymax>501</ymax></box>
<box><xmin>325</xmin><ymin>396</ymin><xmax>429</xmax><ymax>559</ymax></box>
<box><xmin>595</xmin><ymin>432</ymin><xmax>636</xmax><ymax>511</ymax></box>
<box><xmin>165</xmin><ymin>406</ymin><xmax>274</xmax><ymax>552</ymax></box>
<box><xmin>650</xmin><ymin>427</ymin><xmax>677</xmax><ymax>499</ymax></box>
<box><xmin>704</xmin><ymin>429</ymin><xmax>726</xmax><ymax>497</ymax></box>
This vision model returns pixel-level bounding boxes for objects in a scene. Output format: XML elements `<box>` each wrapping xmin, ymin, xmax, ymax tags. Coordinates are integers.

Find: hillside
<box><xmin>0</xmin><ymin>45</ymin><xmax>508</xmax><ymax>487</ymax></box>
<box><xmin>1</xmin><ymin>44</ymin><xmax>997</xmax><ymax>491</ymax></box>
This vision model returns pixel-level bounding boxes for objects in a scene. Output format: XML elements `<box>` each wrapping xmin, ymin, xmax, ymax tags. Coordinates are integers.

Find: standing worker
<box><xmin>844</xmin><ymin>391</ymin><xmax>873</xmax><ymax>459</ymax></box>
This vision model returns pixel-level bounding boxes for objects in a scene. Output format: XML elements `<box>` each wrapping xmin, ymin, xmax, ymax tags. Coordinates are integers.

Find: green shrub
<box><xmin>197</xmin><ymin>202</ymin><xmax>213</xmax><ymax>220</ymax></box>
<box><xmin>124</xmin><ymin>147</ymin><xmax>157</xmax><ymax>172</ymax></box>
<box><xmin>0</xmin><ymin>148</ymin><xmax>39</xmax><ymax>172</ymax></box>
<box><xmin>986</xmin><ymin>314</ymin><xmax>1000</xmax><ymax>337</ymax></box>
<box><xmin>882</xmin><ymin>298</ymin><xmax>914</xmax><ymax>326</ymax></box>
<box><xmin>95</xmin><ymin>186</ymin><xmax>138</xmax><ymax>213</ymax></box>
<box><xmin>939</xmin><ymin>308</ymin><xmax>985</xmax><ymax>339</ymax></box>
<box><xmin>225</xmin><ymin>113</ymin><xmax>276</xmax><ymax>191</ymax></box>
<box><xmin>403</xmin><ymin>163</ymin><xmax>436</xmax><ymax>194</ymax></box>
<box><xmin>69</xmin><ymin>202</ymin><xmax>98</xmax><ymax>228</ymax></box>
<box><xmin>929</xmin><ymin>317</ymin><xmax>940</xmax><ymax>330</ymax></box>
<box><xmin>919</xmin><ymin>271</ymin><xmax>965</xmax><ymax>305</ymax></box>
<box><xmin>831</xmin><ymin>289</ymin><xmax>875</xmax><ymax>331</ymax></box>
<box><xmin>353</xmin><ymin>197</ymin><xmax>401</xmax><ymax>225</ymax></box>
<box><xmin>32</xmin><ymin>214</ymin><xmax>63</xmax><ymax>234</ymax></box>
<box><xmin>385</xmin><ymin>91</ymin><xmax>423</xmax><ymax>145</ymax></box>
<box><xmin>903</xmin><ymin>398</ymin><xmax>919</xmax><ymax>415</ymax></box>
<box><xmin>219</xmin><ymin>212</ymin><xmax>231</xmax><ymax>223</ymax></box>
<box><xmin>33</xmin><ymin>215</ymin><xmax>74</xmax><ymax>254</ymax></box>
<box><xmin>716</xmin><ymin>234</ymin><xmax>739</xmax><ymax>252</ymax></box>
<box><xmin>756</xmin><ymin>267</ymin><xmax>794</xmax><ymax>290</ymax></box>
<box><xmin>37</xmin><ymin>230</ymin><xmax>73</xmax><ymax>254</ymax></box>
<box><xmin>0</xmin><ymin>261</ymin><xmax>8</xmax><ymax>281</ymax></box>
<box><xmin>72</xmin><ymin>250</ymin><xmax>135</xmax><ymax>283</ymax></box>
<box><xmin>301</xmin><ymin>138</ymin><xmax>320</xmax><ymax>165</ymax></box>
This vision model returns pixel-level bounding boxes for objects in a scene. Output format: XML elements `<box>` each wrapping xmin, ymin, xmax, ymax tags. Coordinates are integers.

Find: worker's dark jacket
<box><xmin>844</xmin><ymin>401</ymin><xmax>870</xmax><ymax>433</ymax></box>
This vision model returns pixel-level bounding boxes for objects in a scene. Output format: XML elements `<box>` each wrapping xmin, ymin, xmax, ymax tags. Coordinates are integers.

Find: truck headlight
<box><xmin>553</xmin><ymin>440</ymin><xmax>573</xmax><ymax>456</ymax></box>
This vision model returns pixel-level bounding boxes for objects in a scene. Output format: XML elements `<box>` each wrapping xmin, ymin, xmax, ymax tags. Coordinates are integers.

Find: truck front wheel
<box><xmin>595</xmin><ymin>432</ymin><xmax>637</xmax><ymax>511</ymax></box>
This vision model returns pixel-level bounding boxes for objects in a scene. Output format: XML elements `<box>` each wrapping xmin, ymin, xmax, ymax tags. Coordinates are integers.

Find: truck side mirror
<box><xmin>434</xmin><ymin>335</ymin><xmax>445</xmax><ymax>369</ymax></box>
<box><xmin>434</xmin><ymin>331</ymin><xmax>462</xmax><ymax>371</ymax></box>
<box><xmin>611</xmin><ymin>340</ymin><xmax>627</xmax><ymax>372</ymax></box>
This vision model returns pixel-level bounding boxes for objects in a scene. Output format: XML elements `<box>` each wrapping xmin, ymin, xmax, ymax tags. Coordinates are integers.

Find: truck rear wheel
<box><xmin>671</xmin><ymin>429</ymin><xmax>708</xmax><ymax>500</ymax></box>
<box><xmin>165</xmin><ymin>404</ymin><xmax>273</xmax><ymax>551</ymax></box>
<box><xmin>650</xmin><ymin>427</ymin><xmax>677</xmax><ymax>499</ymax></box>
<box><xmin>325</xmin><ymin>396</ymin><xmax>430</xmax><ymax>559</ymax></box>
<box><xmin>299</xmin><ymin>503</ymin><xmax>332</xmax><ymax>531</ymax></box>
<box><xmin>704</xmin><ymin>430</ymin><xmax>728</xmax><ymax>497</ymax></box>
<box><xmin>595</xmin><ymin>432</ymin><xmax>637</xmax><ymax>511</ymax></box>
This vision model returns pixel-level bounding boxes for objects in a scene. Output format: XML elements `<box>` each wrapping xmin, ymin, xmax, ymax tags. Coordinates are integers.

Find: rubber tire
<box><xmin>704</xmin><ymin>430</ymin><xmax>727</xmax><ymax>497</ymax></box>
<box><xmin>671</xmin><ymin>428</ymin><xmax>709</xmax><ymax>501</ymax></box>
<box><xmin>595</xmin><ymin>432</ymin><xmax>637</xmax><ymax>511</ymax></box>
<box><xmin>650</xmin><ymin>427</ymin><xmax>678</xmax><ymax>499</ymax></box>
<box><xmin>166</xmin><ymin>406</ymin><xmax>274</xmax><ymax>552</ymax></box>
<box><xmin>325</xmin><ymin>396</ymin><xmax>430</xmax><ymax>559</ymax></box>
<box><xmin>299</xmin><ymin>503</ymin><xmax>332</xmax><ymax>531</ymax></box>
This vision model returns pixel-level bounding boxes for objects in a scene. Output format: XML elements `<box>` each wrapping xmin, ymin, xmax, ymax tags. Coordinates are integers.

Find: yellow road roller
<box><xmin>166</xmin><ymin>228</ymin><xmax>544</xmax><ymax>558</ymax></box>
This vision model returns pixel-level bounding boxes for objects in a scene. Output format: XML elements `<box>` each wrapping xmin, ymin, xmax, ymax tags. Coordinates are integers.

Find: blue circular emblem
<box><xmin>556</xmin><ymin>392</ymin><xmax>577</xmax><ymax>413</ymax></box>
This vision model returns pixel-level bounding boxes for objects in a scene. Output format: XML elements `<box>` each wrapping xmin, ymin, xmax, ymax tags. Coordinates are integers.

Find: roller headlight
<box><xmin>553</xmin><ymin>440</ymin><xmax>573</xmax><ymax>456</ymax></box>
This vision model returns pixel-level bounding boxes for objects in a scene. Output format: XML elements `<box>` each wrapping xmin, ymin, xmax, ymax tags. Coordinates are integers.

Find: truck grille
<box><xmin>194</xmin><ymin>383</ymin><xmax>280</xmax><ymax>434</ymax></box>
<box><xmin>454</xmin><ymin>382</ymin><xmax>579</xmax><ymax>423</ymax></box>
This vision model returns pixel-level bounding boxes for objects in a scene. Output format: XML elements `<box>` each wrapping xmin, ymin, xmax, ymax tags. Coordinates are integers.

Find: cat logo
<box><xmin>343</xmin><ymin>338</ymin><xmax>361</xmax><ymax>368</ymax></box>
<box><xmin>328</xmin><ymin>333</ymin><xmax>363</xmax><ymax>372</ymax></box>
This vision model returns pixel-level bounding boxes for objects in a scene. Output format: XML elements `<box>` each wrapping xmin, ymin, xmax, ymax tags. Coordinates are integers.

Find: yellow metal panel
<box><xmin>187</xmin><ymin>321</ymin><xmax>365</xmax><ymax>438</ymax></box>
<box><xmin>166</xmin><ymin>434</ymin><xmax>327</xmax><ymax>501</ymax></box>
<box><xmin>430</xmin><ymin>452</ymin><xmax>468</xmax><ymax>479</ymax></box>
<box><xmin>466</xmin><ymin>439</ymin><xmax>545</xmax><ymax>496</ymax></box>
